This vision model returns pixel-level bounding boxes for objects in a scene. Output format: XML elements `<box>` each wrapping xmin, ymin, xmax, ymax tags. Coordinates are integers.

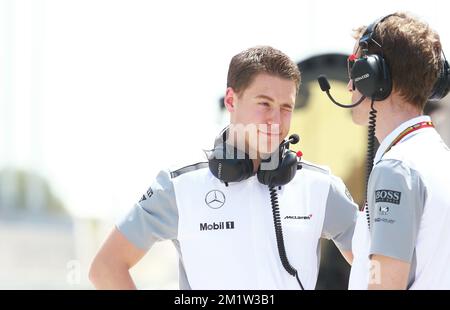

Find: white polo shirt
<box><xmin>118</xmin><ymin>159</ymin><xmax>357</xmax><ymax>290</ymax></box>
<box><xmin>349</xmin><ymin>115</ymin><xmax>450</xmax><ymax>289</ymax></box>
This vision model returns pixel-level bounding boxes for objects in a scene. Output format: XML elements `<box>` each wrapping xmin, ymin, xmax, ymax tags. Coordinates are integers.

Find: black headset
<box><xmin>207</xmin><ymin>127</ymin><xmax>305</xmax><ymax>289</ymax></box>
<box><xmin>208</xmin><ymin>127</ymin><xmax>300</xmax><ymax>187</ymax></box>
<box><xmin>349</xmin><ymin>13</ymin><xmax>450</xmax><ymax>101</ymax></box>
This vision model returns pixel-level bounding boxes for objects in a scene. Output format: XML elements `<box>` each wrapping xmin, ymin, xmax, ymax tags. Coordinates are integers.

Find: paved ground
<box><xmin>0</xmin><ymin>211</ymin><xmax>178</xmax><ymax>289</ymax></box>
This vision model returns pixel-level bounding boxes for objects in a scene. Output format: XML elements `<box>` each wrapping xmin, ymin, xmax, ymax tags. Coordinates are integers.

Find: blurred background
<box><xmin>0</xmin><ymin>0</ymin><xmax>449</xmax><ymax>289</ymax></box>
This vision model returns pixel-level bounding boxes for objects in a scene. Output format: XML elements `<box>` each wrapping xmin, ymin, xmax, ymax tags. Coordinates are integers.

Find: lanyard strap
<box><xmin>362</xmin><ymin>120</ymin><xmax>434</xmax><ymax>215</ymax></box>
<box><xmin>382</xmin><ymin>121</ymin><xmax>434</xmax><ymax>157</ymax></box>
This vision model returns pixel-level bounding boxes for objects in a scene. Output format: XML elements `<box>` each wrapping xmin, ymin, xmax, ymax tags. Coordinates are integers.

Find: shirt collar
<box><xmin>374</xmin><ymin>115</ymin><xmax>431</xmax><ymax>164</ymax></box>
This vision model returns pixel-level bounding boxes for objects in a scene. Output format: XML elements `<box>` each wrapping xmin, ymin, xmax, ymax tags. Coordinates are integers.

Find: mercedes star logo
<box><xmin>205</xmin><ymin>190</ymin><xmax>226</xmax><ymax>209</ymax></box>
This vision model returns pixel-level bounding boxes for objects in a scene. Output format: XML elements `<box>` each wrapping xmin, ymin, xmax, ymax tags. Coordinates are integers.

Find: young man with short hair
<box><xmin>90</xmin><ymin>46</ymin><xmax>357</xmax><ymax>290</ymax></box>
<box><xmin>345</xmin><ymin>12</ymin><xmax>450</xmax><ymax>289</ymax></box>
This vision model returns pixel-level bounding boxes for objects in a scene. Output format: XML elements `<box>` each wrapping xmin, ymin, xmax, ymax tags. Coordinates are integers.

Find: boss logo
<box><xmin>355</xmin><ymin>73</ymin><xmax>370</xmax><ymax>82</ymax></box>
<box><xmin>375</xmin><ymin>190</ymin><xmax>401</xmax><ymax>205</ymax></box>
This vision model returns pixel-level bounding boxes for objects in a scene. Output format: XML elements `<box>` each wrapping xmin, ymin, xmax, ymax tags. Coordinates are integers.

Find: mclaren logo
<box><xmin>205</xmin><ymin>190</ymin><xmax>226</xmax><ymax>209</ymax></box>
<box><xmin>284</xmin><ymin>214</ymin><xmax>312</xmax><ymax>220</ymax></box>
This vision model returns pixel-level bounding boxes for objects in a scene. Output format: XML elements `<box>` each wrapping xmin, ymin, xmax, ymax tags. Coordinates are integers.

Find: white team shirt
<box><xmin>118</xmin><ymin>159</ymin><xmax>357</xmax><ymax>289</ymax></box>
<box><xmin>349</xmin><ymin>115</ymin><xmax>450</xmax><ymax>289</ymax></box>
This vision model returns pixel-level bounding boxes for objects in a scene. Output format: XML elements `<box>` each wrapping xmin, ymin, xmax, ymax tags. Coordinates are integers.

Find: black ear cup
<box><xmin>207</xmin><ymin>133</ymin><xmax>254</xmax><ymax>183</ymax></box>
<box><xmin>257</xmin><ymin>149</ymin><xmax>298</xmax><ymax>187</ymax></box>
<box><xmin>208</xmin><ymin>156</ymin><xmax>254</xmax><ymax>183</ymax></box>
<box><xmin>207</xmin><ymin>128</ymin><xmax>299</xmax><ymax>186</ymax></box>
<box><xmin>351</xmin><ymin>14</ymin><xmax>394</xmax><ymax>101</ymax></box>
<box><xmin>357</xmin><ymin>13</ymin><xmax>449</xmax><ymax>102</ymax></box>
<box><xmin>429</xmin><ymin>59</ymin><xmax>450</xmax><ymax>100</ymax></box>
<box><xmin>351</xmin><ymin>54</ymin><xmax>392</xmax><ymax>101</ymax></box>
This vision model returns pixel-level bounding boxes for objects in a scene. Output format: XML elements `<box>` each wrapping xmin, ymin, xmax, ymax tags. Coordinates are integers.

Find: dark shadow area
<box><xmin>316</xmin><ymin>239</ymin><xmax>351</xmax><ymax>289</ymax></box>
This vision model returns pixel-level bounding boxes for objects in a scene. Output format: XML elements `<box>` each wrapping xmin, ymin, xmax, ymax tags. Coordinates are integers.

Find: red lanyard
<box><xmin>362</xmin><ymin>121</ymin><xmax>435</xmax><ymax>215</ymax></box>
<box><xmin>382</xmin><ymin>121</ymin><xmax>434</xmax><ymax>157</ymax></box>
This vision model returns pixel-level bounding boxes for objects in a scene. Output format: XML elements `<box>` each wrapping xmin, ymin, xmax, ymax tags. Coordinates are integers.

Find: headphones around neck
<box><xmin>349</xmin><ymin>13</ymin><xmax>450</xmax><ymax>101</ymax></box>
<box><xmin>207</xmin><ymin>127</ymin><xmax>300</xmax><ymax>187</ymax></box>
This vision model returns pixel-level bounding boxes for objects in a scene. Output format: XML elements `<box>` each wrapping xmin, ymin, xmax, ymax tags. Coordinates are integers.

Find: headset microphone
<box><xmin>317</xmin><ymin>75</ymin><xmax>366</xmax><ymax>108</ymax></box>
<box><xmin>281</xmin><ymin>134</ymin><xmax>300</xmax><ymax>147</ymax></box>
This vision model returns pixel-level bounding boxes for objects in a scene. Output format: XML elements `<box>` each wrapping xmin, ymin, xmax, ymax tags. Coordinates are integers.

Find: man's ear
<box><xmin>224</xmin><ymin>87</ymin><xmax>236</xmax><ymax>112</ymax></box>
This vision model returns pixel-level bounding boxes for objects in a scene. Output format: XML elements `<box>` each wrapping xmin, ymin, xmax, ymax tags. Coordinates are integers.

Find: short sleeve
<box><xmin>368</xmin><ymin>159</ymin><xmax>426</xmax><ymax>263</ymax></box>
<box><xmin>116</xmin><ymin>169</ymin><xmax>178</xmax><ymax>250</ymax></box>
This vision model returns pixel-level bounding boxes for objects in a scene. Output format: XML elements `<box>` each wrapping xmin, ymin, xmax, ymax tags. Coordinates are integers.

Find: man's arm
<box><xmin>89</xmin><ymin>227</ymin><xmax>147</xmax><ymax>289</ymax></box>
<box><xmin>369</xmin><ymin>255</ymin><xmax>411</xmax><ymax>290</ymax></box>
<box><xmin>89</xmin><ymin>169</ymin><xmax>178</xmax><ymax>289</ymax></box>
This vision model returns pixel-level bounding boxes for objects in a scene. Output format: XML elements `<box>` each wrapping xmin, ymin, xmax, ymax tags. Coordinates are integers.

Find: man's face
<box><xmin>347</xmin><ymin>80</ymin><xmax>373</xmax><ymax>126</ymax></box>
<box><xmin>347</xmin><ymin>42</ymin><xmax>372</xmax><ymax>126</ymax></box>
<box><xmin>225</xmin><ymin>73</ymin><xmax>296</xmax><ymax>157</ymax></box>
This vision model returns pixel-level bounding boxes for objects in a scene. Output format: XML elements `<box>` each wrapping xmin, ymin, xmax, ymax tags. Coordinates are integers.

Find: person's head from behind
<box><xmin>348</xmin><ymin>12</ymin><xmax>445</xmax><ymax>126</ymax></box>
<box><xmin>224</xmin><ymin>45</ymin><xmax>301</xmax><ymax>157</ymax></box>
